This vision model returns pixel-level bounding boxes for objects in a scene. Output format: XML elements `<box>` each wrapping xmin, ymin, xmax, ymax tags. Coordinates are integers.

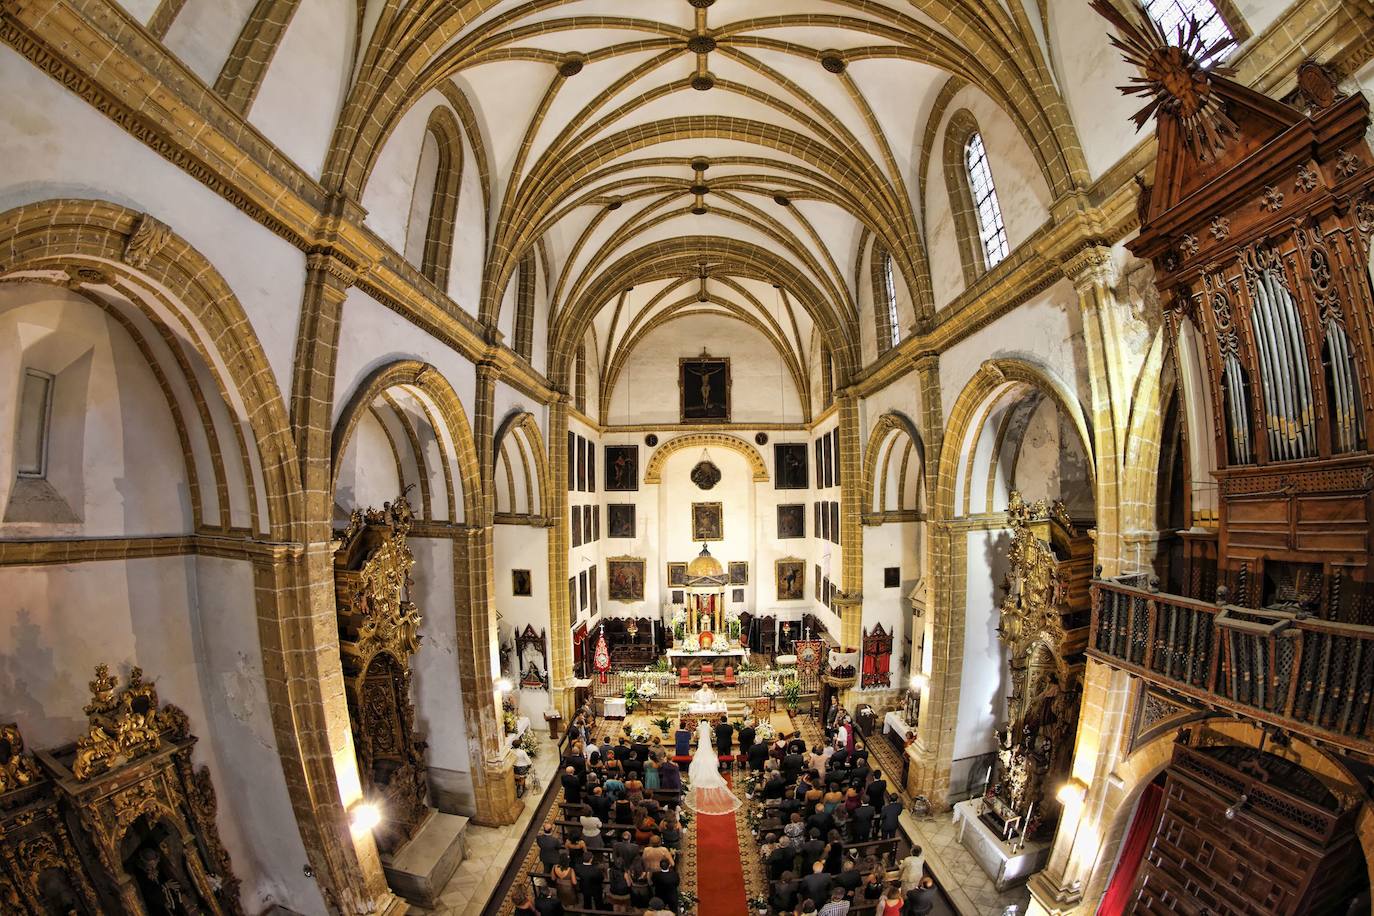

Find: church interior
<box><xmin>3</xmin><ymin>0</ymin><xmax>1374</xmax><ymax>914</ymax></box>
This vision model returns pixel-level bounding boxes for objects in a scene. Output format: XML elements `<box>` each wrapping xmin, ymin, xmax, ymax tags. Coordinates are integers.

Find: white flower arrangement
<box><xmin>756</xmin><ymin>722</ymin><xmax>774</xmax><ymax>741</ymax></box>
<box><xmin>637</xmin><ymin>677</ymin><xmax>660</xmax><ymax>699</ymax></box>
<box><xmin>682</xmin><ymin>633</ymin><xmax>700</xmax><ymax>652</ymax></box>
<box><xmin>630</xmin><ymin>723</ymin><xmax>651</xmax><ymax>742</ymax></box>
<box><xmin>761</xmin><ymin>678</ymin><xmax>783</xmax><ymax>697</ymax></box>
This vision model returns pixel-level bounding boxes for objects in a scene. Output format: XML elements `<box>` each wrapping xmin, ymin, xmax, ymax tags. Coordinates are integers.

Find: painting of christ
<box><xmin>692</xmin><ymin>502</ymin><xmax>723</xmax><ymax>541</ymax></box>
<box><xmin>605</xmin><ymin>445</ymin><xmax>638</xmax><ymax>491</ymax></box>
<box><xmin>679</xmin><ymin>356</ymin><xmax>730</xmax><ymax>422</ymax></box>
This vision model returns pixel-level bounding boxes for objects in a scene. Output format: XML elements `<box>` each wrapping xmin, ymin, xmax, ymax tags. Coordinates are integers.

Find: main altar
<box><xmin>671</xmin><ymin>544</ymin><xmax>749</xmax><ymax>672</ymax></box>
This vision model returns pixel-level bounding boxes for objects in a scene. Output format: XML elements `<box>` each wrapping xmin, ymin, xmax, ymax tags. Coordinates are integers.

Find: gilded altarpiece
<box><xmin>1</xmin><ymin>667</ymin><xmax>243</xmax><ymax>916</ymax></box>
<box><xmin>984</xmin><ymin>494</ymin><xmax>1084</xmax><ymax>841</ymax></box>
<box><xmin>334</xmin><ymin>496</ymin><xmax>429</xmax><ymax>855</ymax></box>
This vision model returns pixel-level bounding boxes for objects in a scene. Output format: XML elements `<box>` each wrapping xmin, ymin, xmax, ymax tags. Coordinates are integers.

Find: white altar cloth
<box><xmin>603</xmin><ymin>698</ymin><xmax>627</xmax><ymax>718</ymax></box>
<box><xmin>685</xmin><ymin>701</ymin><xmax>728</xmax><ymax>715</ymax></box>
<box><xmin>951</xmin><ymin>799</ymin><xmax>1050</xmax><ymax>891</ymax></box>
<box><xmin>883</xmin><ymin>711</ymin><xmax>913</xmax><ymax>740</ymax></box>
<box><xmin>667</xmin><ymin>647</ymin><xmax>748</xmax><ymax>663</ymax></box>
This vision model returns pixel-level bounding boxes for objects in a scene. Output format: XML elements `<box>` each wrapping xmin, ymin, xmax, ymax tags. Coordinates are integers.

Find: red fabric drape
<box><xmin>1099</xmin><ymin>781</ymin><xmax>1164</xmax><ymax>916</ymax></box>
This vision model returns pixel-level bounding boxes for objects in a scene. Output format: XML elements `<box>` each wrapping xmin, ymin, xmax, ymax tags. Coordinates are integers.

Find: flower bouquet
<box><xmin>637</xmin><ymin>677</ymin><xmax>660</xmax><ymax>700</ymax></box>
<box><xmin>630</xmin><ymin>723</ymin><xmax>651</xmax><ymax>743</ymax></box>
<box><xmin>761</xmin><ymin>678</ymin><xmax>783</xmax><ymax>697</ymax></box>
<box><xmin>755</xmin><ymin>722</ymin><xmax>774</xmax><ymax>742</ymax></box>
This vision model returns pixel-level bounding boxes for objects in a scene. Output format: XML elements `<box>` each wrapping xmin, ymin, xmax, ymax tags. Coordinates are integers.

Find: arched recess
<box><xmin>643</xmin><ymin>433</ymin><xmax>769</xmax><ymax>485</ymax></box>
<box><xmin>330</xmin><ymin>360</ymin><xmax>481</xmax><ymax>526</ymax></box>
<box><xmin>0</xmin><ymin>199</ymin><xmax>302</xmax><ymax>538</ymax></box>
<box><xmin>0</xmin><ymin>199</ymin><xmax>398</xmax><ymax>910</ymax></box>
<box><xmin>937</xmin><ymin>358</ymin><xmax>1096</xmax><ymax>521</ymax></box>
<box><xmin>493</xmin><ymin>410</ymin><xmax>550</xmax><ymax>522</ymax></box>
<box><xmin>863</xmin><ymin>411</ymin><xmax>926</xmax><ymax>521</ymax></box>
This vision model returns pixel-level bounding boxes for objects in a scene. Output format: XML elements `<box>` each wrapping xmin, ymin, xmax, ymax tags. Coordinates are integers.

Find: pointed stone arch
<box><xmin>862</xmin><ymin>410</ymin><xmax>926</xmax><ymax>520</ymax></box>
<box><xmin>493</xmin><ymin>409</ymin><xmax>551</xmax><ymax>521</ymax></box>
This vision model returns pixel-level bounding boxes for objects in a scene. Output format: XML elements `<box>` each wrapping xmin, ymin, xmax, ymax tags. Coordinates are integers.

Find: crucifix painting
<box><xmin>679</xmin><ymin>353</ymin><xmax>730</xmax><ymax>422</ymax></box>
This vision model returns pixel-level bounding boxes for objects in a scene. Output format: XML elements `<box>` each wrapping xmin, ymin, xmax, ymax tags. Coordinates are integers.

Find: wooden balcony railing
<box><xmin>1090</xmin><ymin>575</ymin><xmax>1374</xmax><ymax>758</ymax></box>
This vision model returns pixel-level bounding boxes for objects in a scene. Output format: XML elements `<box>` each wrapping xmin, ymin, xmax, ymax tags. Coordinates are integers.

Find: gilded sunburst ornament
<box><xmin>1090</xmin><ymin>0</ymin><xmax>1237</xmax><ymax>160</ymax></box>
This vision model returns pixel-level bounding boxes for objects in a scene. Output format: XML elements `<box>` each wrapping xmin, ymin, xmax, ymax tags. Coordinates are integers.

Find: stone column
<box><xmin>452</xmin><ymin>524</ymin><xmax>523</xmax><ymax>826</ymax></box>
<box><xmin>546</xmin><ymin>394</ymin><xmax>574</xmax><ymax>716</ymax></box>
<box><xmin>835</xmin><ymin>390</ymin><xmax>865</xmax><ymax>649</ymax></box>
<box><xmin>276</xmin><ymin>237</ymin><xmax>403</xmax><ymax>913</ymax></box>
<box><xmin>1027</xmin><ymin>660</ymin><xmax>1140</xmax><ymax>915</ymax></box>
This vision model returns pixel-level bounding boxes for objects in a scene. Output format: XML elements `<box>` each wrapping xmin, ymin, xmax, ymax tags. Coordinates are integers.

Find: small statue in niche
<box><xmin>131</xmin><ymin>844</ymin><xmax>204</xmax><ymax>916</ymax></box>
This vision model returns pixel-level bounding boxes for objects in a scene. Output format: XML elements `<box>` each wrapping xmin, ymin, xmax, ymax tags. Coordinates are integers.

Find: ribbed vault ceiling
<box><xmin>328</xmin><ymin>0</ymin><xmax>1090</xmax><ymax>399</ymax></box>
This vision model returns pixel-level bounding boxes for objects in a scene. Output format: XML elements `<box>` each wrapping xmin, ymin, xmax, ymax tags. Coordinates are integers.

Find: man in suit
<box><xmin>536</xmin><ymin>823</ymin><xmax>562</xmax><ymax>872</ymax></box>
<box><xmin>613</xmin><ymin>830</ymin><xmax>641</xmax><ymax>869</ymax></box>
<box><xmin>880</xmin><ymin>793</ymin><xmax>903</xmax><ymax>839</ymax></box>
<box><xmin>767</xmin><ymin>835</ymin><xmax>796</xmax><ymax>881</ymax></box>
<box><xmin>561</xmin><ymin>766</ymin><xmax>583</xmax><ymax>805</ymax></box>
<box><xmin>783</xmin><ymin>748</ymin><xmax>806</xmax><ymax>783</ymax></box>
<box><xmin>658</xmin><ymin>758</ymin><xmax>682</xmax><ymax>791</ymax></box>
<box><xmin>715</xmin><ymin>719</ymin><xmax>734</xmax><ymax>761</ymax></box>
<box><xmin>905</xmin><ymin>876</ymin><xmax>937</xmax><ymax>915</ymax></box>
<box><xmin>800</xmin><ymin>860</ymin><xmax>833</xmax><ymax>909</ymax></box>
<box><xmin>850</xmin><ymin>799</ymin><xmax>875</xmax><ymax>842</ymax></box>
<box><xmin>651</xmin><ymin>858</ymin><xmax>680</xmax><ymax>912</ymax></box>
<box><xmin>798</xmin><ymin>828</ymin><xmax>826</xmax><ymax>871</ymax></box>
<box><xmin>737</xmin><ymin>720</ymin><xmax>756</xmax><ymax>760</ymax></box>
<box><xmin>574</xmin><ymin>852</ymin><xmax>605</xmax><ymax>910</ymax></box>
<box><xmin>834</xmin><ymin>858</ymin><xmax>862</xmax><ymax>897</ymax></box>
<box><xmin>865</xmin><ymin>771</ymin><xmax>887</xmax><ymax>808</ymax></box>
<box><xmin>587</xmin><ymin>785</ymin><xmax>611</xmax><ymax>822</ymax></box>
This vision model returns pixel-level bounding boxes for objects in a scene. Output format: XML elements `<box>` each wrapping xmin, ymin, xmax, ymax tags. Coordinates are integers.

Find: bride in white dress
<box><xmin>684</xmin><ymin>721</ymin><xmax>741</xmax><ymax>815</ymax></box>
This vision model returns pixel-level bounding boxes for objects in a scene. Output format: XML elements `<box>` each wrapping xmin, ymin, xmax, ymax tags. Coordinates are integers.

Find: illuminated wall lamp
<box><xmin>1056</xmin><ymin>777</ymin><xmax>1088</xmax><ymax>809</ymax></box>
<box><xmin>349</xmin><ymin>801</ymin><xmax>382</xmax><ymax>836</ymax></box>
<box><xmin>495</xmin><ymin>677</ymin><xmax>515</xmax><ymax>694</ymax></box>
<box><xmin>909</xmin><ymin>672</ymin><xmax>929</xmax><ymax>691</ymax></box>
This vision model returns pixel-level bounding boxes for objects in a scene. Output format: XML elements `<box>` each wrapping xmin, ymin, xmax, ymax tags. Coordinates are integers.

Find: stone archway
<box><xmin>643</xmin><ymin>432</ymin><xmax>770</xmax><ymax>484</ymax></box>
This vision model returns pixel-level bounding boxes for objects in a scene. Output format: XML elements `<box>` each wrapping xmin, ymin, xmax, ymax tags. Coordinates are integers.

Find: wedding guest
<box><xmin>801</xmin><ymin>860</ymin><xmax>833</xmax><ymax>909</ymax></box>
<box><xmin>877</xmin><ymin>884</ymin><xmax>903</xmax><ymax>916</ymax></box>
<box><xmin>551</xmin><ymin>852</ymin><xmax>577</xmax><ymax>907</ymax></box>
<box><xmin>772</xmin><ymin>871</ymin><xmax>800</xmax><ymax>912</ymax></box>
<box><xmin>819</xmin><ymin>886</ymin><xmax>852</xmax><ymax>916</ymax></box>
<box><xmin>738</xmin><ymin>719</ymin><xmax>756</xmax><ymax>758</ymax></box>
<box><xmin>658</xmin><ymin>757</ymin><xmax>682</xmax><ymax>791</ymax></box>
<box><xmin>536</xmin><ymin>823</ymin><xmax>562</xmax><ymax>872</ymax></box>
<box><xmin>898</xmin><ymin>846</ymin><xmax>924</xmax><ymax>894</ymax></box>
<box><xmin>834</xmin><ymin>858</ymin><xmax>862</xmax><ymax>897</ymax></box>
<box><xmin>651</xmin><ymin>859</ymin><xmax>680</xmax><ymax>912</ymax></box>
<box><xmin>904</xmin><ymin>876</ymin><xmax>936</xmax><ymax>915</ymax></box>
<box><xmin>642</xmin><ymin>835</ymin><xmax>674</xmax><ymax>872</ymax></box>
<box><xmin>561</xmin><ymin>766</ymin><xmax>583</xmax><ymax>805</ymax></box>
<box><xmin>644</xmin><ymin>754</ymin><xmax>661</xmax><ymax>791</ymax></box>
<box><xmin>643</xmin><ymin>896</ymin><xmax>674</xmax><ymax>916</ymax></box>
<box><xmin>880</xmin><ymin>793</ymin><xmax>903</xmax><ymax>839</ymax></box>
<box><xmin>579</xmin><ymin>810</ymin><xmax>603</xmax><ymax>849</ymax></box>
<box><xmin>628</xmin><ymin>861</ymin><xmax>654</xmax><ymax>910</ymax></box>
<box><xmin>574</xmin><ymin>851</ymin><xmax>605</xmax><ymax>911</ymax></box>
<box><xmin>533</xmin><ymin>883</ymin><xmax>564</xmax><ymax>916</ymax></box>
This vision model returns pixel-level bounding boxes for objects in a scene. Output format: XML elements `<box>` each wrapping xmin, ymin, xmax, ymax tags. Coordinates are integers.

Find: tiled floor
<box><xmin>408</xmin><ymin>732</ymin><xmax>561</xmax><ymax>916</ymax></box>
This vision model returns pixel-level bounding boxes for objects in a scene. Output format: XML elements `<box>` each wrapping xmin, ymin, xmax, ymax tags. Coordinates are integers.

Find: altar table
<box><xmin>667</xmin><ymin>647</ymin><xmax>748</xmax><ymax>664</ymax></box>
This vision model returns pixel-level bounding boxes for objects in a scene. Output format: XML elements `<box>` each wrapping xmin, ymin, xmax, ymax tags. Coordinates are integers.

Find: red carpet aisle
<box><xmin>694</xmin><ymin>784</ymin><xmax>749</xmax><ymax>916</ymax></box>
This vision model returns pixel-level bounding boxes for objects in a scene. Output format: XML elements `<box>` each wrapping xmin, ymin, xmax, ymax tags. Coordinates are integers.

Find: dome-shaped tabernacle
<box><xmin>686</xmin><ymin>544</ymin><xmax>723</xmax><ymax>579</ymax></box>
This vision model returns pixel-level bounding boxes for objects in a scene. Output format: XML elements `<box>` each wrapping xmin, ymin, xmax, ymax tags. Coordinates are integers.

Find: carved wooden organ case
<box><xmin>333</xmin><ymin>496</ymin><xmax>429</xmax><ymax>854</ymax></box>
<box><xmin>1129</xmin><ymin>55</ymin><xmax>1374</xmax><ymax>621</ymax></box>
<box><xmin>0</xmin><ymin>667</ymin><xmax>243</xmax><ymax>916</ymax></box>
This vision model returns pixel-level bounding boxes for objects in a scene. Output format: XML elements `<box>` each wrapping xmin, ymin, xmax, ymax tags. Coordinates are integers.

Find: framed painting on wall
<box><xmin>589</xmin><ymin>564</ymin><xmax>599</xmax><ymax>615</ymax></box>
<box><xmin>728</xmin><ymin>561</ymin><xmax>748</xmax><ymax>585</ymax></box>
<box><xmin>605</xmin><ymin>445</ymin><xmax>639</xmax><ymax>491</ymax></box>
<box><xmin>777</xmin><ymin>504</ymin><xmax>805</xmax><ymax>539</ymax></box>
<box><xmin>814</xmin><ymin>438</ymin><xmax>824</xmax><ymax>489</ymax></box>
<box><xmin>576</xmin><ymin>437</ymin><xmax>587</xmax><ymax>492</ymax></box>
<box><xmin>579</xmin><ymin>569</ymin><xmax>588</xmax><ymax>612</ymax></box>
<box><xmin>608</xmin><ymin>557</ymin><xmax>646</xmax><ymax>601</ymax></box>
<box><xmin>831</xmin><ymin>428</ymin><xmax>841</xmax><ymax>485</ymax></box>
<box><xmin>679</xmin><ymin>355</ymin><xmax>730</xmax><ymax>422</ymax></box>
<box><xmin>568</xmin><ymin>577</ymin><xmax>577</xmax><ymax>616</ymax></box>
<box><xmin>571</xmin><ymin>508</ymin><xmax>583</xmax><ymax>547</ymax></box>
<box><xmin>691</xmin><ymin>502</ymin><xmax>723</xmax><ymax>541</ymax></box>
<box><xmin>732</xmin><ymin>588</ymin><xmax>745</xmax><ymax>604</ymax></box>
<box><xmin>829</xmin><ymin>502</ymin><xmax>840</xmax><ymax>544</ymax></box>
<box><xmin>667</xmin><ymin>562</ymin><xmax>687</xmax><ymax>587</ymax></box>
<box><xmin>775</xmin><ymin>443</ymin><xmax>808</xmax><ymax>489</ymax></box>
<box><xmin>583</xmin><ymin>505</ymin><xmax>594</xmax><ymax>542</ymax></box>
<box><xmin>567</xmin><ymin>432</ymin><xmax>576</xmax><ymax>492</ymax></box>
<box><xmin>512</xmin><ymin>569</ymin><xmax>532</xmax><ymax>597</ymax></box>
<box><xmin>884</xmin><ymin>567</ymin><xmax>900</xmax><ymax>588</ymax></box>
<box><xmin>814</xmin><ymin>564</ymin><xmax>822</xmax><ymax>601</ymax></box>
<box><xmin>776</xmin><ymin>558</ymin><xmax>805</xmax><ymax>601</ymax></box>
<box><xmin>608</xmin><ymin>503</ymin><xmax>636</xmax><ymax>538</ymax></box>
<box><xmin>672</xmin><ymin>590</ymin><xmax>685</xmax><ymax>604</ymax></box>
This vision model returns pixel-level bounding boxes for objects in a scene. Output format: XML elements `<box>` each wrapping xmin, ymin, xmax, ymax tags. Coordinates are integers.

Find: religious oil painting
<box><xmin>608</xmin><ymin>503</ymin><xmax>636</xmax><ymax>539</ymax></box>
<box><xmin>679</xmin><ymin>355</ymin><xmax>730</xmax><ymax>422</ymax></box>
<box><xmin>776</xmin><ymin>558</ymin><xmax>805</xmax><ymax>601</ymax></box>
<box><xmin>589</xmin><ymin>565</ymin><xmax>599</xmax><ymax>615</ymax></box>
<box><xmin>672</xmin><ymin>590</ymin><xmax>685</xmax><ymax>605</ymax></box>
<box><xmin>774</xmin><ymin>443</ymin><xmax>809</xmax><ymax>489</ymax></box>
<box><xmin>732</xmin><ymin>588</ymin><xmax>745</xmax><ymax>604</ymax></box>
<box><xmin>728</xmin><ymin>561</ymin><xmax>748</xmax><ymax>585</ymax></box>
<box><xmin>667</xmin><ymin>562</ymin><xmax>687</xmax><ymax>587</ymax></box>
<box><xmin>511</xmin><ymin>569</ymin><xmax>532</xmax><ymax>597</ymax></box>
<box><xmin>605</xmin><ymin>444</ymin><xmax>639</xmax><ymax>491</ymax></box>
<box><xmin>608</xmin><ymin>558</ymin><xmax>646</xmax><ymax>601</ymax></box>
<box><xmin>579</xmin><ymin>569</ymin><xmax>588</xmax><ymax>611</ymax></box>
<box><xmin>691</xmin><ymin>502</ymin><xmax>723</xmax><ymax>541</ymax></box>
<box><xmin>777</xmin><ymin>504</ymin><xmax>805</xmax><ymax>539</ymax></box>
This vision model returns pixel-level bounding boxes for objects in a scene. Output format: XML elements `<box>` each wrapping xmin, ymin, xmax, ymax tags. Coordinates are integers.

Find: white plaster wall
<box><xmin>860</xmin><ymin>521</ymin><xmax>920</xmax><ymax>693</ymax></box>
<box><xmin>952</xmin><ymin>529</ymin><xmax>1011</xmax><ymax>792</ymax></box>
<box><xmin>0</xmin><ymin>46</ymin><xmax>306</xmax><ymax>404</ymax></box>
<box><xmin>494</xmin><ymin>524</ymin><xmax>554</xmax><ymax>726</ymax></box>
<box><xmin>334</xmin><ymin>410</ymin><xmax>404</xmax><ymax>517</ymax></box>
<box><xmin>162</xmin><ymin>0</ymin><xmax>257</xmax><ymax>85</ymax></box>
<box><xmin>117</xmin><ymin>0</ymin><xmax>163</xmax><ymax>27</ymax></box>
<box><xmin>0</xmin><ymin>556</ymin><xmax>323</xmax><ymax>913</ymax></box>
<box><xmin>361</xmin><ymin>90</ymin><xmax>452</xmax><ymax>272</ymax></box>
<box><xmin>927</xmin><ymin>86</ymin><xmax>1055</xmax><ymax>309</ymax></box>
<box><xmin>408</xmin><ymin>536</ymin><xmax>476</xmax><ymax>813</ymax></box>
<box><xmin>604</xmin><ymin>315</ymin><xmax>803</xmax><ymax>426</ymax></box>
<box><xmin>248</xmin><ymin>0</ymin><xmax>354</xmax><ymax>180</ymax></box>
<box><xmin>938</xmin><ymin>282</ymin><xmax>1088</xmax><ymax>427</ymax></box>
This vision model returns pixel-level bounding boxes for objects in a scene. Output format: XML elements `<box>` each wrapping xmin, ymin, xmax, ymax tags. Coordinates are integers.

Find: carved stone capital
<box><xmin>305</xmin><ymin>248</ymin><xmax>360</xmax><ymax>287</ymax></box>
<box><xmin>122</xmin><ymin>213</ymin><xmax>172</xmax><ymax>269</ymax></box>
<box><xmin>1061</xmin><ymin>244</ymin><xmax>1116</xmax><ymax>290</ymax></box>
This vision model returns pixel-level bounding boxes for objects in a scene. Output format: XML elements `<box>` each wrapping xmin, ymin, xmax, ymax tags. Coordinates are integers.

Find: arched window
<box><xmin>964</xmin><ymin>132</ymin><xmax>1009</xmax><ymax>270</ymax></box>
<box><xmin>514</xmin><ymin>251</ymin><xmax>535</xmax><ymax>361</ymax></box>
<box><xmin>871</xmin><ymin>243</ymin><xmax>901</xmax><ymax>353</ymax></box>
<box><xmin>403</xmin><ymin>107</ymin><xmax>463</xmax><ymax>291</ymax></box>
<box><xmin>1144</xmin><ymin>0</ymin><xmax>1233</xmax><ymax>48</ymax></box>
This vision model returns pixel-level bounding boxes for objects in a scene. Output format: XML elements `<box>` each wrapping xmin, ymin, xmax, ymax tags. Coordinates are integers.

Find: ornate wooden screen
<box><xmin>334</xmin><ymin>496</ymin><xmax>429</xmax><ymax>854</ymax></box>
<box><xmin>861</xmin><ymin>623</ymin><xmax>893</xmax><ymax>688</ymax></box>
<box><xmin>1123</xmin><ymin>18</ymin><xmax>1374</xmax><ymax>622</ymax></box>
<box><xmin>1129</xmin><ymin>742</ymin><xmax>1362</xmax><ymax>915</ymax></box>
<box><xmin>516</xmin><ymin>624</ymin><xmax>549</xmax><ymax>689</ymax></box>
<box><xmin>0</xmin><ymin>667</ymin><xmax>243</xmax><ymax>915</ymax></box>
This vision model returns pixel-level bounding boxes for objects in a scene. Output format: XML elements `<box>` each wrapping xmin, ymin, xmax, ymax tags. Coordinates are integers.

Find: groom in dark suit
<box><xmin>714</xmin><ymin>718</ymin><xmax>734</xmax><ymax>764</ymax></box>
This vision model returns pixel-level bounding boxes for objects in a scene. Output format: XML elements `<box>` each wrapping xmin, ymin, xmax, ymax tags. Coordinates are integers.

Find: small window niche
<box><xmin>6</xmin><ymin>367</ymin><xmax>79</xmax><ymax>523</ymax></box>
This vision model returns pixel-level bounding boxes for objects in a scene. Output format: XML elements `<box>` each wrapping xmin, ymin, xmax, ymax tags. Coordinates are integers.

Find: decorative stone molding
<box><xmin>121</xmin><ymin>212</ymin><xmax>172</xmax><ymax>269</ymax></box>
<box><xmin>642</xmin><ymin>432</ymin><xmax>769</xmax><ymax>483</ymax></box>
